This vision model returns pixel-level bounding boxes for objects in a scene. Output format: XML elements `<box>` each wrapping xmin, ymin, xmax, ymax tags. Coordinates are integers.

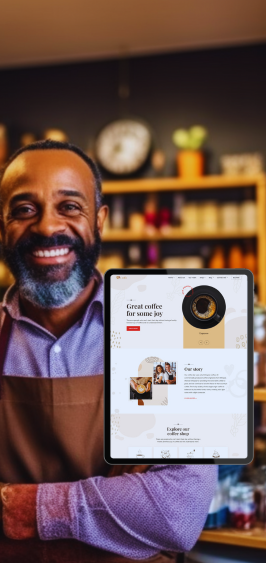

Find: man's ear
<box><xmin>96</xmin><ymin>205</ymin><xmax>109</xmax><ymax>236</ymax></box>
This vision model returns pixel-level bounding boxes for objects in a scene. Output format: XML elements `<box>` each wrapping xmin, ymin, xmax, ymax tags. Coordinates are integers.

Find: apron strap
<box><xmin>0</xmin><ymin>312</ymin><xmax>13</xmax><ymax>399</ymax></box>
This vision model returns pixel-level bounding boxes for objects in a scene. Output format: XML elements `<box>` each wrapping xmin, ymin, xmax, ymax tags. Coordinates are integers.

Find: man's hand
<box><xmin>1</xmin><ymin>484</ymin><xmax>38</xmax><ymax>540</ymax></box>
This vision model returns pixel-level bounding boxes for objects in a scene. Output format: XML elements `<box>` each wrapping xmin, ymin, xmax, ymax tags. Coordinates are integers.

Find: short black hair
<box><xmin>0</xmin><ymin>139</ymin><xmax>103</xmax><ymax>210</ymax></box>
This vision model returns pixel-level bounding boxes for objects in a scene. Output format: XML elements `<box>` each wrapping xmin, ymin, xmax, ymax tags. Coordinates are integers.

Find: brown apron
<box><xmin>0</xmin><ymin>313</ymin><xmax>178</xmax><ymax>563</ymax></box>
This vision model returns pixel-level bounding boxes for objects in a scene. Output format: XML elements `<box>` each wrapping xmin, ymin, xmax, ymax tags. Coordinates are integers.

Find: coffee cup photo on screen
<box><xmin>130</xmin><ymin>377</ymin><xmax>152</xmax><ymax>400</ymax></box>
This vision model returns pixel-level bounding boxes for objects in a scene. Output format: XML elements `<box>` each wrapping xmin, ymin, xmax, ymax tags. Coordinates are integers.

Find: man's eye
<box><xmin>12</xmin><ymin>205</ymin><xmax>36</xmax><ymax>217</ymax></box>
<box><xmin>61</xmin><ymin>202</ymin><xmax>80</xmax><ymax>213</ymax></box>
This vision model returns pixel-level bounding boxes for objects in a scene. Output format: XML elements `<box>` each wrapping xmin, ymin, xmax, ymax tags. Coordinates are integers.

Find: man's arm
<box><xmin>1</xmin><ymin>465</ymin><xmax>217</xmax><ymax>558</ymax></box>
<box><xmin>166</xmin><ymin>376</ymin><xmax>176</xmax><ymax>385</ymax></box>
<box><xmin>36</xmin><ymin>465</ymin><xmax>217</xmax><ymax>558</ymax></box>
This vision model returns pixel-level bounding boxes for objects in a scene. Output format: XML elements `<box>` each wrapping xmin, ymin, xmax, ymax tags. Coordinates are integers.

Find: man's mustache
<box><xmin>12</xmin><ymin>233</ymin><xmax>85</xmax><ymax>255</ymax></box>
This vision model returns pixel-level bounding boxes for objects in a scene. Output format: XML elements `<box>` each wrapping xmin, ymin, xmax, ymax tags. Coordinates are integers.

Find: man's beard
<box><xmin>2</xmin><ymin>230</ymin><xmax>102</xmax><ymax>309</ymax></box>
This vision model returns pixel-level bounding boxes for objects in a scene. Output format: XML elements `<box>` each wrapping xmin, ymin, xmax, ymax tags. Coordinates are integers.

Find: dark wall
<box><xmin>0</xmin><ymin>43</ymin><xmax>266</xmax><ymax>177</ymax></box>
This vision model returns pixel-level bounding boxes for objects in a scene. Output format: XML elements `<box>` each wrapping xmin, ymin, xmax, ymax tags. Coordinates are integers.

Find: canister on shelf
<box><xmin>220</xmin><ymin>203</ymin><xmax>240</xmax><ymax>232</ymax></box>
<box><xmin>239</xmin><ymin>200</ymin><xmax>257</xmax><ymax>232</ymax></box>
<box><xmin>128</xmin><ymin>212</ymin><xmax>145</xmax><ymax>233</ymax></box>
<box><xmin>161</xmin><ymin>257</ymin><xmax>186</xmax><ymax>268</ymax></box>
<box><xmin>199</xmin><ymin>201</ymin><xmax>219</xmax><ymax>232</ymax></box>
<box><xmin>181</xmin><ymin>203</ymin><xmax>199</xmax><ymax>230</ymax></box>
<box><xmin>184</xmin><ymin>256</ymin><xmax>204</xmax><ymax>269</ymax></box>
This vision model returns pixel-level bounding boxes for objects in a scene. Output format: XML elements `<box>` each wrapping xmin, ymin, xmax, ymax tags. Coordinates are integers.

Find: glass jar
<box><xmin>229</xmin><ymin>483</ymin><xmax>256</xmax><ymax>530</ymax></box>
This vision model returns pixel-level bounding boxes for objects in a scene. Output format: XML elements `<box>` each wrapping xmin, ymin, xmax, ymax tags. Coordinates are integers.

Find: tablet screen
<box><xmin>107</xmin><ymin>270</ymin><xmax>253</xmax><ymax>464</ymax></box>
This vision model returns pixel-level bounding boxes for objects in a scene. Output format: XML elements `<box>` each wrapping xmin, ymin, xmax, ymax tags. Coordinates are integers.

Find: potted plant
<box><xmin>172</xmin><ymin>125</ymin><xmax>208</xmax><ymax>178</ymax></box>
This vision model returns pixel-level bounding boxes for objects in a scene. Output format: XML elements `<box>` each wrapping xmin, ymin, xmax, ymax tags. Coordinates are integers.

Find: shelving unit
<box><xmin>102</xmin><ymin>228</ymin><xmax>257</xmax><ymax>242</ymax></box>
<box><xmin>254</xmin><ymin>388</ymin><xmax>266</xmax><ymax>402</ymax></box>
<box><xmin>199</xmin><ymin>526</ymin><xmax>266</xmax><ymax>550</ymax></box>
<box><xmin>102</xmin><ymin>173</ymin><xmax>266</xmax><ymax>302</ymax></box>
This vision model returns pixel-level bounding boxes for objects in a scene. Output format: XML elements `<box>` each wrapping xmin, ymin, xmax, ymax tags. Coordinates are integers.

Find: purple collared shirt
<box><xmin>1</xmin><ymin>280</ymin><xmax>217</xmax><ymax>559</ymax></box>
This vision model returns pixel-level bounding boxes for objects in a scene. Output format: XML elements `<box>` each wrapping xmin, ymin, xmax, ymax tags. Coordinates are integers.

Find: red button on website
<box><xmin>127</xmin><ymin>326</ymin><xmax>140</xmax><ymax>331</ymax></box>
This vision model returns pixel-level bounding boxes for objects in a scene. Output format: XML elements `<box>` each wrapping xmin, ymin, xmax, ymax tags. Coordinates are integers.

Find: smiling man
<box><xmin>0</xmin><ymin>140</ymin><xmax>217</xmax><ymax>563</ymax></box>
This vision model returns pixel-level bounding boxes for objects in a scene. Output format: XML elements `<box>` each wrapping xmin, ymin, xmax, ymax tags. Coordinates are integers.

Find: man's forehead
<box><xmin>2</xmin><ymin>149</ymin><xmax>95</xmax><ymax>194</ymax></box>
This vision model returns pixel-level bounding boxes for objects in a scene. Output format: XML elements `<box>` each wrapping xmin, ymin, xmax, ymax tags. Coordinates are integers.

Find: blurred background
<box><xmin>1</xmin><ymin>1</ymin><xmax>266</xmax><ymax>560</ymax></box>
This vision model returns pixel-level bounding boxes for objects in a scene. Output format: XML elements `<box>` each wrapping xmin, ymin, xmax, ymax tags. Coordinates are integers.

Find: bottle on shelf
<box><xmin>172</xmin><ymin>194</ymin><xmax>184</xmax><ymax>227</ymax></box>
<box><xmin>144</xmin><ymin>195</ymin><xmax>158</xmax><ymax>235</ymax></box>
<box><xmin>158</xmin><ymin>207</ymin><xmax>171</xmax><ymax>234</ymax></box>
<box><xmin>228</xmin><ymin>245</ymin><xmax>244</xmax><ymax>269</ymax></box>
<box><xmin>146</xmin><ymin>242</ymin><xmax>159</xmax><ymax>268</ymax></box>
<box><xmin>243</xmin><ymin>241</ymin><xmax>257</xmax><ymax>275</ymax></box>
<box><xmin>208</xmin><ymin>246</ymin><xmax>226</xmax><ymax>269</ymax></box>
<box><xmin>111</xmin><ymin>196</ymin><xmax>125</xmax><ymax>229</ymax></box>
<box><xmin>128</xmin><ymin>244</ymin><xmax>142</xmax><ymax>268</ymax></box>
<box><xmin>254</xmin><ymin>303</ymin><xmax>266</xmax><ymax>388</ymax></box>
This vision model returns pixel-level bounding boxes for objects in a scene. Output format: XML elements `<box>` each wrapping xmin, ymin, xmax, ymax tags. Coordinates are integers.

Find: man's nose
<box><xmin>30</xmin><ymin>208</ymin><xmax>66</xmax><ymax>237</ymax></box>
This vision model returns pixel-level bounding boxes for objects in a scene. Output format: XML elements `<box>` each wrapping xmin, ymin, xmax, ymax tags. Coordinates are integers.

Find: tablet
<box><xmin>104</xmin><ymin>269</ymin><xmax>253</xmax><ymax>465</ymax></box>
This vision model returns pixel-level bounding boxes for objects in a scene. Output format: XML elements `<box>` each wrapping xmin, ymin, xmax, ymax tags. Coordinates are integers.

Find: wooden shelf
<box><xmin>254</xmin><ymin>388</ymin><xmax>266</xmax><ymax>402</ymax></box>
<box><xmin>102</xmin><ymin>174</ymin><xmax>264</xmax><ymax>194</ymax></box>
<box><xmin>199</xmin><ymin>526</ymin><xmax>266</xmax><ymax>550</ymax></box>
<box><xmin>102</xmin><ymin>228</ymin><xmax>257</xmax><ymax>242</ymax></box>
<box><xmin>102</xmin><ymin>174</ymin><xmax>266</xmax><ymax>303</ymax></box>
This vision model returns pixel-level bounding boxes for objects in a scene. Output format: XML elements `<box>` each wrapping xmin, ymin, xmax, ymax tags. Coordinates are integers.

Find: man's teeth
<box><xmin>33</xmin><ymin>248</ymin><xmax>70</xmax><ymax>257</ymax></box>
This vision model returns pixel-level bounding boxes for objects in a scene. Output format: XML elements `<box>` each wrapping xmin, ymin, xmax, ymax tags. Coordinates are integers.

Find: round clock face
<box><xmin>95</xmin><ymin>119</ymin><xmax>152</xmax><ymax>175</ymax></box>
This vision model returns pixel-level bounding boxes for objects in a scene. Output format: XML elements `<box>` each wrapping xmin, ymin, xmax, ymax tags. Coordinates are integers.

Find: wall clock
<box><xmin>95</xmin><ymin>118</ymin><xmax>152</xmax><ymax>175</ymax></box>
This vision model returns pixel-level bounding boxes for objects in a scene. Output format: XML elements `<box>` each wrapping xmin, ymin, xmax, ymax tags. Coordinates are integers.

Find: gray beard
<box><xmin>18</xmin><ymin>262</ymin><xmax>91</xmax><ymax>309</ymax></box>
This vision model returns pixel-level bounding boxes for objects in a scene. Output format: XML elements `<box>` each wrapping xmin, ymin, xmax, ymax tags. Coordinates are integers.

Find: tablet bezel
<box><xmin>104</xmin><ymin>268</ymin><xmax>254</xmax><ymax>465</ymax></box>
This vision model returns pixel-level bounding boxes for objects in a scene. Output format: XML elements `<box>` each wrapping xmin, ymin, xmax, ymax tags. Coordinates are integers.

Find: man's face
<box><xmin>0</xmin><ymin>150</ymin><xmax>107</xmax><ymax>308</ymax></box>
<box><xmin>165</xmin><ymin>364</ymin><xmax>170</xmax><ymax>371</ymax></box>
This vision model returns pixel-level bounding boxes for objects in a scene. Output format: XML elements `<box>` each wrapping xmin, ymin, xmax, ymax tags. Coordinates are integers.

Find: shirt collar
<box><xmin>2</xmin><ymin>269</ymin><xmax>104</xmax><ymax>326</ymax></box>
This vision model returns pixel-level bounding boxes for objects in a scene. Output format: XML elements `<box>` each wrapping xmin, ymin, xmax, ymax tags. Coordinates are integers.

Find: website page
<box><xmin>110</xmin><ymin>273</ymin><xmax>248</xmax><ymax>461</ymax></box>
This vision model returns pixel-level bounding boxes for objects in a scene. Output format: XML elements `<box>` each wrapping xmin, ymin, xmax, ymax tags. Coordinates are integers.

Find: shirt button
<box><xmin>54</xmin><ymin>344</ymin><xmax>61</xmax><ymax>353</ymax></box>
